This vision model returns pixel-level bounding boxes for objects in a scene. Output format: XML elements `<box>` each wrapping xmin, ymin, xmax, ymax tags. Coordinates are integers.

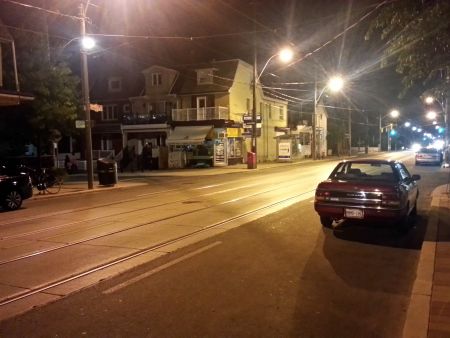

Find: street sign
<box><xmin>76</xmin><ymin>120</ymin><xmax>85</xmax><ymax>129</ymax></box>
<box><xmin>243</xmin><ymin>114</ymin><xmax>261</xmax><ymax>123</ymax></box>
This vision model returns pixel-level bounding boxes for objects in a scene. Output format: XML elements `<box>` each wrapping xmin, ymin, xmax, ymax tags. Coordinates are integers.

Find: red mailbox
<box><xmin>247</xmin><ymin>152</ymin><xmax>256</xmax><ymax>169</ymax></box>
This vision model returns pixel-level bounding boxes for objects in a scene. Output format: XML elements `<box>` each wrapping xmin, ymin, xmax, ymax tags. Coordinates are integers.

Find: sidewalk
<box><xmin>33</xmin><ymin>159</ymin><xmax>309</xmax><ymax>199</ymax></box>
<box><xmin>403</xmin><ymin>184</ymin><xmax>450</xmax><ymax>338</ymax></box>
<box><xmin>428</xmin><ymin>185</ymin><xmax>450</xmax><ymax>337</ymax></box>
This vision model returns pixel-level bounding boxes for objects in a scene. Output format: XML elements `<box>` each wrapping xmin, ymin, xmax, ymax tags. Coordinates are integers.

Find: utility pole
<box><xmin>379</xmin><ymin>112</ymin><xmax>382</xmax><ymax>152</ymax></box>
<box><xmin>365</xmin><ymin>110</ymin><xmax>369</xmax><ymax>154</ymax></box>
<box><xmin>80</xmin><ymin>2</ymin><xmax>94</xmax><ymax>189</ymax></box>
<box><xmin>312</xmin><ymin>77</ymin><xmax>317</xmax><ymax>160</ymax></box>
<box><xmin>348</xmin><ymin>109</ymin><xmax>351</xmax><ymax>156</ymax></box>
<box><xmin>251</xmin><ymin>38</ymin><xmax>258</xmax><ymax>168</ymax></box>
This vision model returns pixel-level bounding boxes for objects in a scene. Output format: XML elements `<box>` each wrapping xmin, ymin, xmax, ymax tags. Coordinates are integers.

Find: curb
<box><xmin>31</xmin><ymin>182</ymin><xmax>147</xmax><ymax>200</ymax></box>
<box><xmin>402</xmin><ymin>185</ymin><xmax>444</xmax><ymax>338</ymax></box>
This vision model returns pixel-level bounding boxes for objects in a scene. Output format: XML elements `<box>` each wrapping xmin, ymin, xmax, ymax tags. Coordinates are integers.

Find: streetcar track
<box><xmin>0</xmin><ymin>178</ymin><xmax>311</xmax><ymax>241</ymax></box>
<box><xmin>0</xmin><ymin>184</ymin><xmax>316</xmax><ymax>266</ymax></box>
<box><xmin>0</xmin><ymin>189</ymin><xmax>314</xmax><ymax>307</ymax></box>
<box><xmin>0</xmin><ymin>177</ymin><xmax>270</xmax><ymax>227</ymax></box>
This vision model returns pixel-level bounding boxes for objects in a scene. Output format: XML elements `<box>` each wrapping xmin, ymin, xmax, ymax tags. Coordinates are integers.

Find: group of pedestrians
<box><xmin>119</xmin><ymin>143</ymin><xmax>155</xmax><ymax>172</ymax></box>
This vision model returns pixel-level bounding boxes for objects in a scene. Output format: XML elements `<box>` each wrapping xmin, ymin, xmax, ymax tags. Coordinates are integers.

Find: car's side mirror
<box><xmin>411</xmin><ymin>174</ymin><xmax>421</xmax><ymax>181</ymax></box>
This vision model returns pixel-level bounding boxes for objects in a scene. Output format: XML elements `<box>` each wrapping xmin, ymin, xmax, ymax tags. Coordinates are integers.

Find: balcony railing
<box><xmin>122</xmin><ymin>112</ymin><xmax>168</xmax><ymax>125</ymax></box>
<box><xmin>171</xmin><ymin>106</ymin><xmax>229</xmax><ymax>121</ymax></box>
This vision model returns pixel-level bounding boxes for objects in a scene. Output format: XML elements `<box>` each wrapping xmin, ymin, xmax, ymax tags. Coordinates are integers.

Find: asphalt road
<box><xmin>0</xmin><ymin>152</ymin><xmax>447</xmax><ymax>337</ymax></box>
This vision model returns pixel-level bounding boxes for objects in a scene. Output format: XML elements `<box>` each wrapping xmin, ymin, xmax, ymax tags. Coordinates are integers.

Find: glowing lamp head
<box><xmin>278</xmin><ymin>48</ymin><xmax>294</xmax><ymax>63</ymax></box>
<box><xmin>426</xmin><ymin>111</ymin><xmax>437</xmax><ymax>120</ymax></box>
<box><xmin>328</xmin><ymin>76</ymin><xmax>344</xmax><ymax>92</ymax></box>
<box><xmin>81</xmin><ymin>36</ymin><xmax>96</xmax><ymax>50</ymax></box>
<box><xmin>425</xmin><ymin>96</ymin><xmax>434</xmax><ymax>105</ymax></box>
<box><xmin>390</xmin><ymin>109</ymin><xmax>399</xmax><ymax>118</ymax></box>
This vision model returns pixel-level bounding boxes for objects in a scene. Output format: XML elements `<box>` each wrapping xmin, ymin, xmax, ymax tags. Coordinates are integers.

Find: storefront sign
<box><xmin>226</xmin><ymin>128</ymin><xmax>240</xmax><ymax>138</ymax></box>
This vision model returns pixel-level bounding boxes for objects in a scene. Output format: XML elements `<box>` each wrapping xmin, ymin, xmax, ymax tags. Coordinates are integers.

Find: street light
<box><xmin>250</xmin><ymin>47</ymin><xmax>293</xmax><ymax>168</ymax></box>
<box><xmin>426</xmin><ymin>110</ymin><xmax>437</xmax><ymax>120</ymax></box>
<box><xmin>379</xmin><ymin>109</ymin><xmax>400</xmax><ymax>151</ymax></box>
<box><xmin>311</xmin><ymin>75</ymin><xmax>344</xmax><ymax>160</ymax></box>
<box><xmin>80</xmin><ymin>2</ymin><xmax>95</xmax><ymax>189</ymax></box>
<box><xmin>425</xmin><ymin>94</ymin><xmax>449</xmax><ymax>157</ymax></box>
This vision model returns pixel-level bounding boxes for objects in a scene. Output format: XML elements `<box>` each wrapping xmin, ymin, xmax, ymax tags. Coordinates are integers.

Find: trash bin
<box><xmin>247</xmin><ymin>152</ymin><xmax>256</xmax><ymax>169</ymax></box>
<box><xmin>97</xmin><ymin>158</ymin><xmax>118</xmax><ymax>186</ymax></box>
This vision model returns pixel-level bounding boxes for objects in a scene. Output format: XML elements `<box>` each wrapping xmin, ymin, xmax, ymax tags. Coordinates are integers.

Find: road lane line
<box><xmin>102</xmin><ymin>241</ymin><xmax>222</xmax><ymax>295</ymax></box>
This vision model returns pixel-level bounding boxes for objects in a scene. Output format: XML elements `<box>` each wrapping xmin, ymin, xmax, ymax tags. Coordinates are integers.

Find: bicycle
<box><xmin>21</xmin><ymin>166</ymin><xmax>63</xmax><ymax>194</ymax></box>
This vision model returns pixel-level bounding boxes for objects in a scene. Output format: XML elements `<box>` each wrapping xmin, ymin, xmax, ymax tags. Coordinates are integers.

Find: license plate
<box><xmin>345</xmin><ymin>208</ymin><xmax>364</xmax><ymax>219</ymax></box>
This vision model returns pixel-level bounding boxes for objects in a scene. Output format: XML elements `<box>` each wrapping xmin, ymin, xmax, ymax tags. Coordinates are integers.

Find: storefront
<box><xmin>166</xmin><ymin>125</ymin><xmax>244</xmax><ymax>168</ymax></box>
<box><xmin>166</xmin><ymin>125</ymin><xmax>214</xmax><ymax>168</ymax></box>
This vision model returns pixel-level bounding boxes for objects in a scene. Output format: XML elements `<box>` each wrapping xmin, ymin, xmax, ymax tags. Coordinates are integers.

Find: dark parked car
<box><xmin>0</xmin><ymin>165</ymin><xmax>33</xmax><ymax>211</ymax></box>
<box><xmin>314</xmin><ymin>159</ymin><xmax>420</xmax><ymax>230</ymax></box>
<box><xmin>415</xmin><ymin>148</ymin><xmax>442</xmax><ymax>166</ymax></box>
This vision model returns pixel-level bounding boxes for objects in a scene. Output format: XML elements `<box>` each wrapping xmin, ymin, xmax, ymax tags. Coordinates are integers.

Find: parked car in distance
<box><xmin>314</xmin><ymin>159</ymin><xmax>420</xmax><ymax>230</ymax></box>
<box><xmin>415</xmin><ymin>148</ymin><xmax>442</xmax><ymax>166</ymax></box>
<box><xmin>0</xmin><ymin>164</ymin><xmax>33</xmax><ymax>211</ymax></box>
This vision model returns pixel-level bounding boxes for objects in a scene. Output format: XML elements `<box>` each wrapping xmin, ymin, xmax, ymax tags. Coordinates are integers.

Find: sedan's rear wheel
<box><xmin>398</xmin><ymin>204</ymin><xmax>411</xmax><ymax>233</ymax></box>
<box><xmin>320</xmin><ymin>216</ymin><xmax>333</xmax><ymax>228</ymax></box>
<box><xmin>3</xmin><ymin>190</ymin><xmax>23</xmax><ymax>211</ymax></box>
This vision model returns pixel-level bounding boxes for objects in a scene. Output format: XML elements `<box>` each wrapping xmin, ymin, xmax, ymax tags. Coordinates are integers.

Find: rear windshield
<box><xmin>330</xmin><ymin>162</ymin><xmax>398</xmax><ymax>181</ymax></box>
<box><xmin>419</xmin><ymin>148</ymin><xmax>439</xmax><ymax>154</ymax></box>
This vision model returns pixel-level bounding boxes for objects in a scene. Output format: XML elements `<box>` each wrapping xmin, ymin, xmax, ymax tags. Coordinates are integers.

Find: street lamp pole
<box><xmin>312</xmin><ymin>78</ymin><xmax>317</xmax><ymax>160</ymax></box>
<box><xmin>80</xmin><ymin>2</ymin><xmax>94</xmax><ymax>189</ymax></box>
<box><xmin>379</xmin><ymin>112</ymin><xmax>382</xmax><ymax>151</ymax></box>
<box><xmin>311</xmin><ymin>75</ymin><xmax>344</xmax><ymax>160</ymax></box>
<box><xmin>251</xmin><ymin>46</ymin><xmax>257</xmax><ymax>159</ymax></box>
<box><xmin>387</xmin><ymin>124</ymin><xmax>392</xmax><ymax>151</ymax></box>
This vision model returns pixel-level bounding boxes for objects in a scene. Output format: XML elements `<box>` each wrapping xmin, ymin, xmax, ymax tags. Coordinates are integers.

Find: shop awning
<box><xmin>166</xmin><ymin>125</ymin><xmax>213</xmax><ymax>145</ymax></box>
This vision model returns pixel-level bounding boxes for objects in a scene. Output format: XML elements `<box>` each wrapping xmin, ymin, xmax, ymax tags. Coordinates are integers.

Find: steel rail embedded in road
<box><xmin>0</xmin><ymin>188</ymin><xmax>315</xmax><ymax>307</ymax></box>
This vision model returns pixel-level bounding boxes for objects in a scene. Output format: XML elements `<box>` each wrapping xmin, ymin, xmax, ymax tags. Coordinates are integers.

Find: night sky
<box><xmin>0</xmin><ymin>0</ymin><xmax>425</xmax><ymax>129</ymax></box>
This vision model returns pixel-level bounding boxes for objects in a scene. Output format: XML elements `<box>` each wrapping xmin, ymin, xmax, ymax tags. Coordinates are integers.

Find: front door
<box><xmin>196</xmin><ymin>96</ymin><xmax>207</xmax><ymax>120</ymax></box>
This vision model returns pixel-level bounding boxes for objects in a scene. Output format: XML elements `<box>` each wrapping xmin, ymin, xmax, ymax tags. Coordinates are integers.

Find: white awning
<box><xmin>166</xmin><ymin>126</ymin><xmax>213</xmax><ymax>145</ymax></box>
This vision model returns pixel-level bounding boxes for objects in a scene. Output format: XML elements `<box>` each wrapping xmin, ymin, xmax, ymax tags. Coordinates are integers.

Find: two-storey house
<box><xmin>90</xmin><ymin>56</ymin><xmax>143</xmax><ymax>158</ymax></box>
<box><xmin>169</xmin><ymin>59</ymin><xmax>289</xmax><ymax>166</ymax></box>
<box><xmin>90</xmin><ymin>58</ymin><xmax>289</xmax><ymax>169</ymax></box>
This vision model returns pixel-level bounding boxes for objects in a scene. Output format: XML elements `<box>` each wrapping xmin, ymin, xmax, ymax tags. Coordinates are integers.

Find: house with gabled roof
<box><xmin>169</xmin><ymin>59</ymin><xmax>289</xmax><ymax>166</ymax></box>
<box><xmin>90</xmin><ymin>58</ymin><xmax>289</xmax><ymax>168</ymax></box>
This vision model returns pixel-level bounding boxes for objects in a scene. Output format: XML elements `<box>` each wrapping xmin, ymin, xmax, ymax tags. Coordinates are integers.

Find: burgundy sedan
<box><xmin>314</xmin><ymin>159</ymin><xmax>420</xmax><ymax>230</ymax></box>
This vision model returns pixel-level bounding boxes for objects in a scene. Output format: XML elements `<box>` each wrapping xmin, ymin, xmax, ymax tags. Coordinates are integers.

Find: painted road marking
<box><xmin>102</xmin><ymin>241</ymin><xmax>222</xmax><ymax>295</ymax></box>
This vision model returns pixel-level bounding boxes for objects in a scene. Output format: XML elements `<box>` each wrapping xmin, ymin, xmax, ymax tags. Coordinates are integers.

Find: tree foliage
<box><xmin>9</xmin><ymin>29</ymin><xmax>81</xmax><ymax>154</ymax></box>
<box><xmin>366</xmin><ymin>0</ymin><xmax>450</xmax><ymax>97</ymax></box>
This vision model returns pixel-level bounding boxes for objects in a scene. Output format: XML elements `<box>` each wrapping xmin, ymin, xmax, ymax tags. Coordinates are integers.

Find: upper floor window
<box><xmin>108</xmin><ymin>77</ymin><xmax>122</xmax><ymax>92</ymax></box>
<box><xmin>102</xmin><ymin>104</ymin><xmax>118</xmax><ymax>121</ymax></box>
<box><xmin>152</xmin><ymin>73</ymin><xmax>162</xmax><ymax>86</ymax></box>
<box><xmin>123</xmin><ymin>103</ymin><xmax>131</xmax><ymax>114</ymax></box>
<box><xmin>197</xmin><ymin>69</ymin><xmax>213</xmax><ymax>85</ymax></box>
<box><xmin>279</xmin><ymin>106</ymin><xmax>284</xmax><ymax>120</ymax></box>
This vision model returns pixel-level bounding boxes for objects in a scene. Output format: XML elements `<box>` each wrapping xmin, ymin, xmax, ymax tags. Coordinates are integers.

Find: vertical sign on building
<box><xmin>214</xmin><ymin>137</ymin><xmax>227</xmax><ymax>166</ymax></box>
<box><xmin>278</xmin><ymin>141</ymin><xmax>292</xmax><ymax>161</ymax></box>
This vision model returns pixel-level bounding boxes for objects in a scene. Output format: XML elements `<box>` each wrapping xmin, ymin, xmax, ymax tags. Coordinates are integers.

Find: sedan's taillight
<box><xmin>315</xmin><ymin>190</ymin><xmax>330</xmax><ymax>202</ymax></box>
<box><xmin>381</xmin><ymin>192</ymin><xmax>401</xmax><ymax>207</ymax></box>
